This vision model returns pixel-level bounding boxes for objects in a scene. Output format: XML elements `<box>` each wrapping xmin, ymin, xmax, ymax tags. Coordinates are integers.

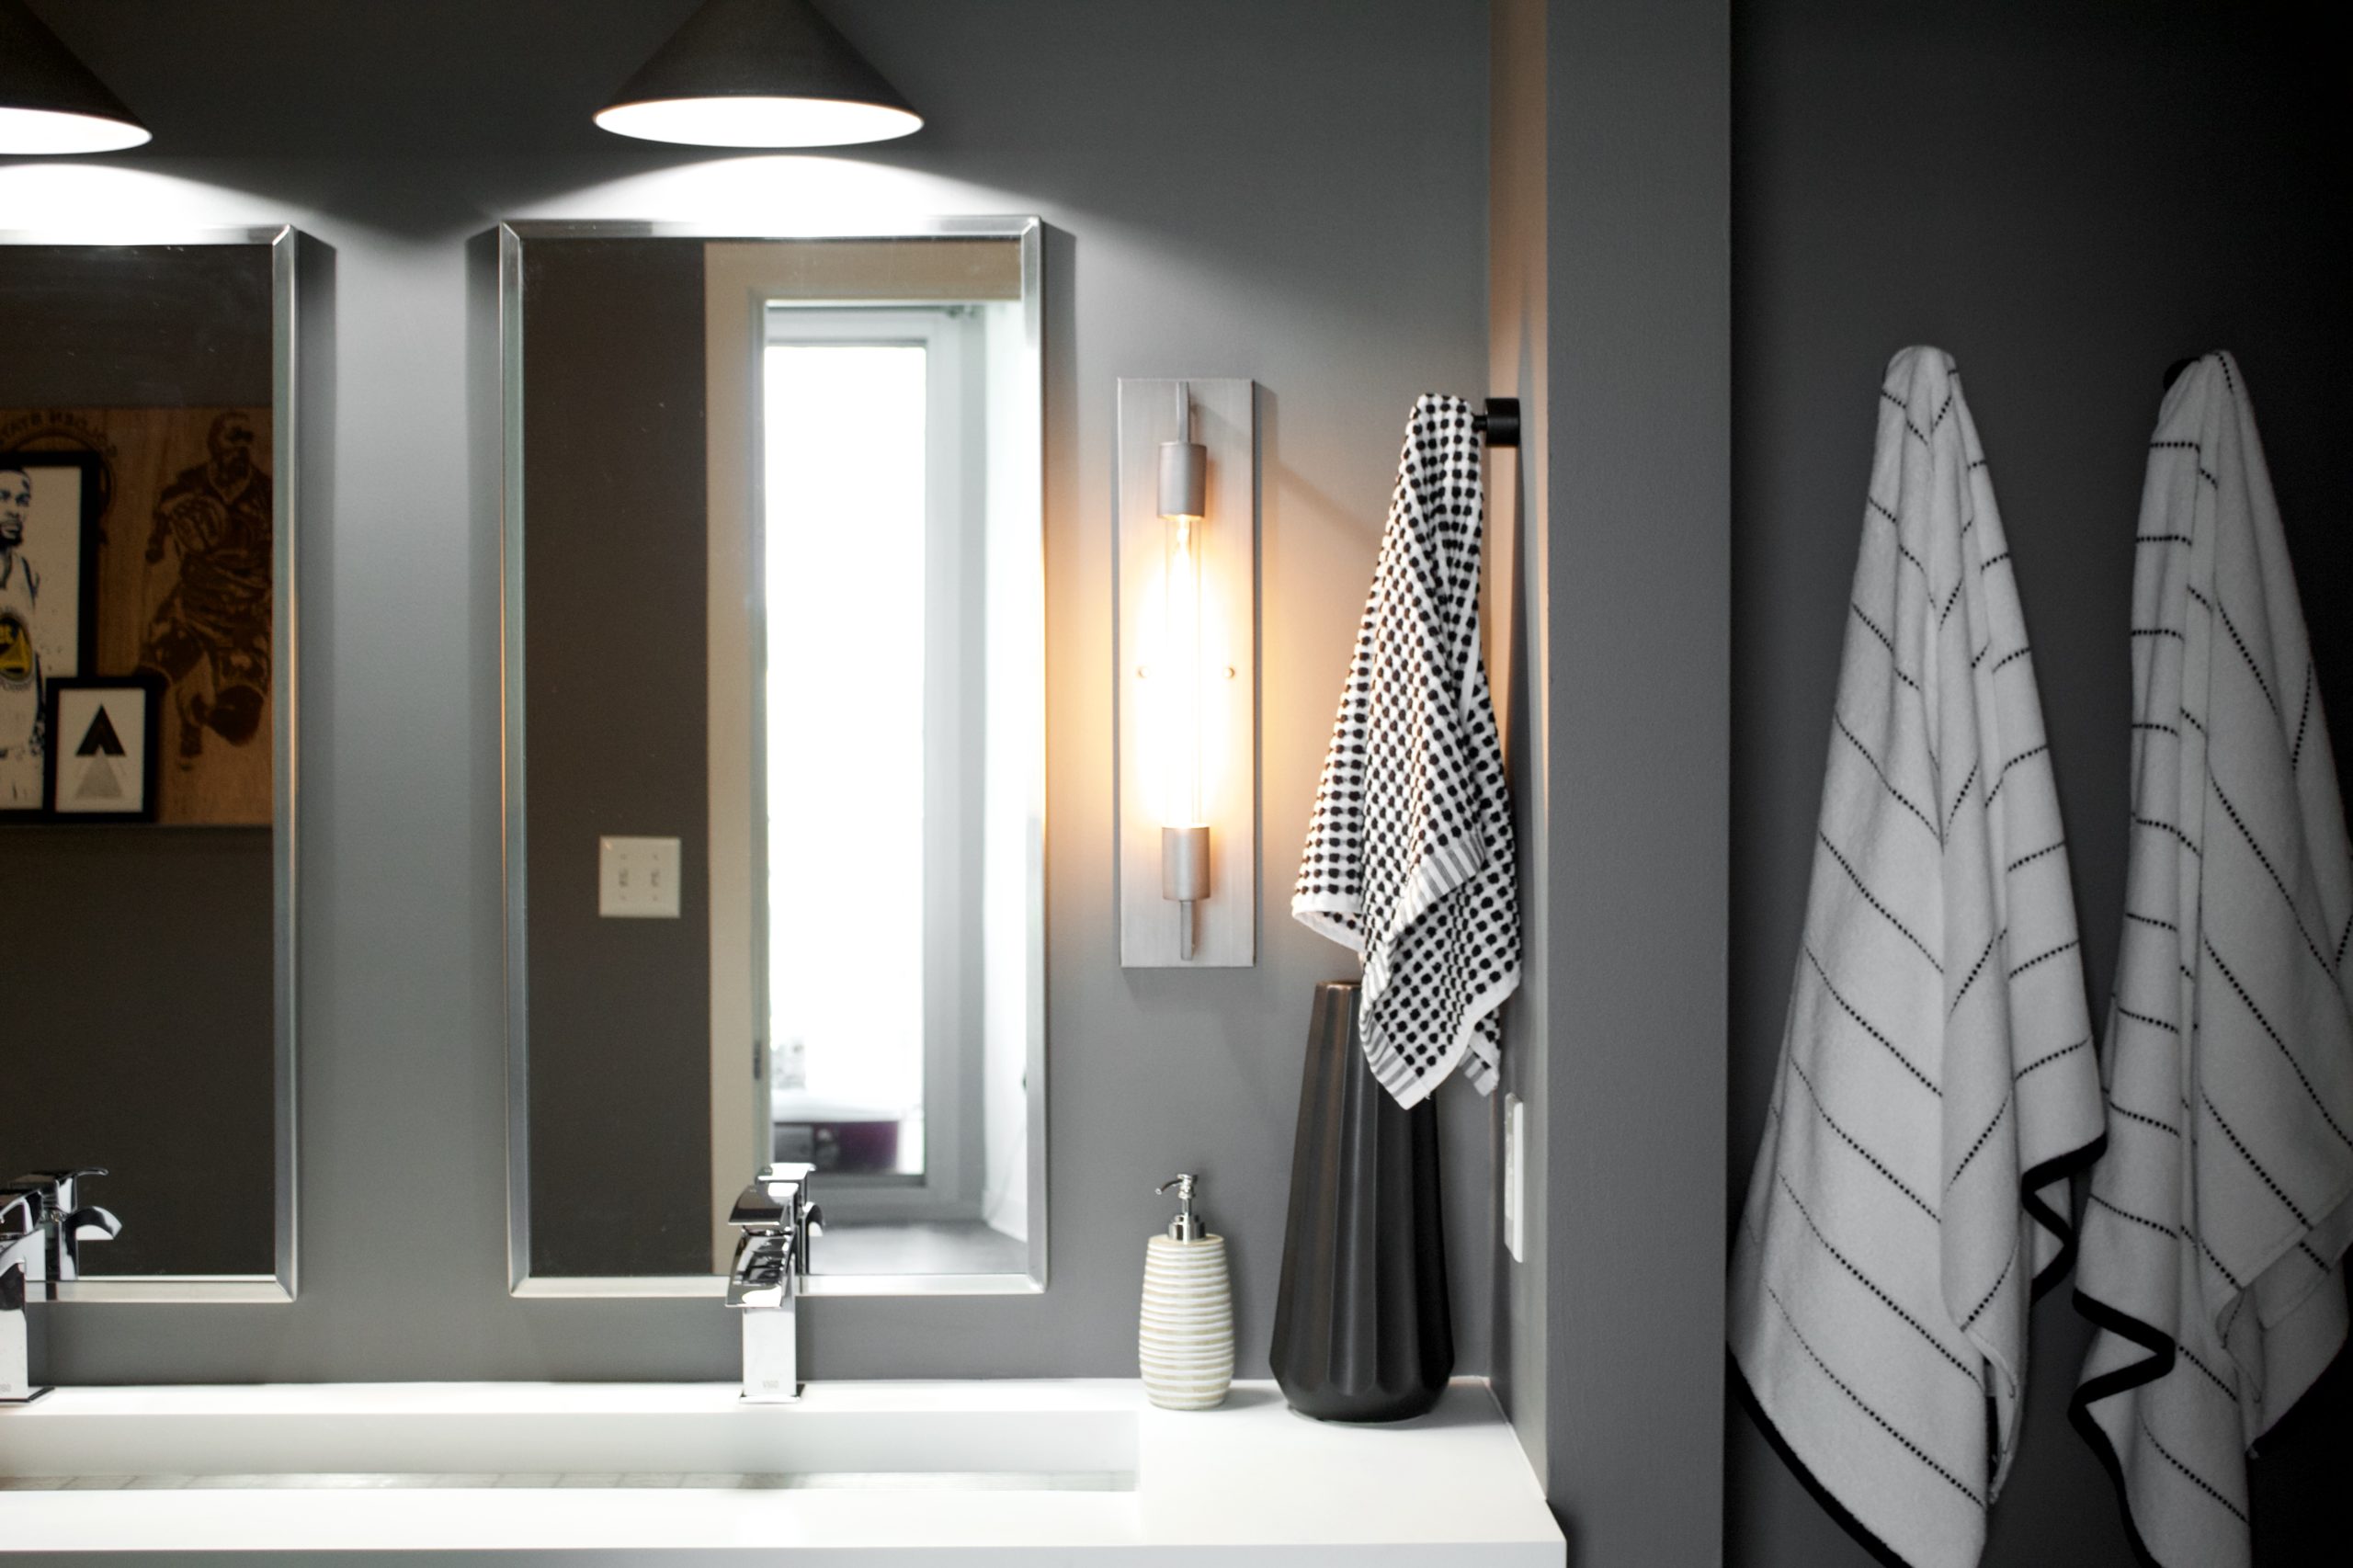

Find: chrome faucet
<box><xmin>725</xmin><ymin>1163</ymin><xmax>819</xmax><ymax>1403</ymax></box>
<box><xmin>1</xmin><ymin>1189</ymin><xmax>44</xmax><ymax>1404</ymax></box>
<box><xmin>9</xmin><ymin>1170</ymin><xmax>120</xmax><ymax>1284</ymax></box>
<box><xmin>2</xmin><ymin>1168</ymin><xmax>120</xmax><ymax>1405</ymax></box>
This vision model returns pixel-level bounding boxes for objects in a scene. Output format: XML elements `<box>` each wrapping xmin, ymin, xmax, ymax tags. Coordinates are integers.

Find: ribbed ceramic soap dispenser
<box><xmin>1138</xmin><ymin>1173</ymin><xmax>1233</xmax><ymax>1410</ymax></box>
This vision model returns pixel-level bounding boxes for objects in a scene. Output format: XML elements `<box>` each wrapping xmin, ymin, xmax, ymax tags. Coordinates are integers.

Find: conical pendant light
<box><xmin>596</xmin><ymin>0</ymin><xmax>920</xmax><ymax>149</ymax></box>
<box><xmin>0</xmin><ymin>0</ymin><xmax>150</xmax><ymax>154</ymax></box>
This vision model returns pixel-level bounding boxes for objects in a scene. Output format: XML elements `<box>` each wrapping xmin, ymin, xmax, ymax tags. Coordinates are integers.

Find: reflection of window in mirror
<box><xmin>751</xmin><ymin>296</ymin><xmax>1025</xmax><ymax>1269</ymax></box>
<box><xmin>761</xmin><ymin>311</ymin><xmax>965</xmax><ymax>1185</ymax></box>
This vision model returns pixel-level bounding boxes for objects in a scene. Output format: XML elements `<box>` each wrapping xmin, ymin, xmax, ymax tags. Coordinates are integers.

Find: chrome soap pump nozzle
<box><xmin>1156</xmin><ymin>1172</ymin><xmax>1205</xmax><ymax>1242</ymax></box>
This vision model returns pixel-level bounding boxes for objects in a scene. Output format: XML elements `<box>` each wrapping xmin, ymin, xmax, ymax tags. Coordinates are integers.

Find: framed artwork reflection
<box><xmin>43</xmin><ymin>674</ymin><xmax>163</xmax><ymax>823</ymax></box>
<box><xmin>0</xmin><ymin>449</ymin><xmax>103</xmax><ymax>816</ymax></box>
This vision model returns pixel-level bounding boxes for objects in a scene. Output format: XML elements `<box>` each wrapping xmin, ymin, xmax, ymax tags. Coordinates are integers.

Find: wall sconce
<box><xmin>1117</xmin><ymin>379</ymin><xmax>1256</xmax><ymax>969</ymax></box>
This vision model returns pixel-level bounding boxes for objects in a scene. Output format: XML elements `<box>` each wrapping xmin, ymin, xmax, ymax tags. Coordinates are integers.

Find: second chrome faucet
<box><xmin>724</xmin><ymin>1163</ymin><xmax>819</xmax><ymax>1403</ymax></box>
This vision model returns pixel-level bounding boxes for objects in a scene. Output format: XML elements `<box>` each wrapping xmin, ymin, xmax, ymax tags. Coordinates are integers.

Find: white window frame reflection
<box><xmin>756</xmin><ymin>304</ymin><xmax>986</xmax><ymax>1223</ymax></box>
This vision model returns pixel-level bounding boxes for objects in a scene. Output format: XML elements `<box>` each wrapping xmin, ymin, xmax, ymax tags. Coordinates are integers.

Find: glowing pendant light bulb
<box><xmin>1158</xmin><ymin>384</ymin><xmax>1211</xmax><ymax>959</ymax></box>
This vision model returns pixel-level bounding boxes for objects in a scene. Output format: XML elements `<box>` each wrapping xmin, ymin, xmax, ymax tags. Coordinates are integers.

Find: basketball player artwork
<box><xmin>138</xmin><ymin>412</ymin><xmax>272</xmax><ymax>798</ymax></box>
<box><xmin>0</xmin><ymin>407</ymin><xmax>271</xmax><ymax>824</ymax></box>
<box><xmin>0</xmin><ymin>451</ymin><xmax>100</xmax><ymax>815</ymax></box>
<box><xmin>0</xmin><ymin>464</ymin><xmax>43</xmax><ymax>811</ymax></box>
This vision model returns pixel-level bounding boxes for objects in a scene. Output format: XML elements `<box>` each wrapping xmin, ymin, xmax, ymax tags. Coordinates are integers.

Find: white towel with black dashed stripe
<box><xmin>1730</xmin><ymin>348</ymin><xmax>2109</xmax><ymax>1568</ymax></box>
<box><xmin>1292</xmin><ymin>392</ymin><xmax>1519</xmax><ymax>1108</ymax></box>
<box><xmin>2070</xmin><ymin>352</ymin><xmax>2353</xmax><ymax>1568</ymax></box>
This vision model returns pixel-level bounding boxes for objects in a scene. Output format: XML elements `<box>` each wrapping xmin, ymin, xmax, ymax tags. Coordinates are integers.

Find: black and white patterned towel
<box><xmin>1293</xmin><ymin>393</ymin><xmax>1519</xmax><ymax>1108</ymax></box>
<box><xmin>1729</xmin><ymin>349</ymin><xmax>2108</xmax><ymax>1568</ymax></box>
<box><xmin>2070</xmin><ymin>353</ymin><xmax>2353</xmax><ymax>1568</ymax></box>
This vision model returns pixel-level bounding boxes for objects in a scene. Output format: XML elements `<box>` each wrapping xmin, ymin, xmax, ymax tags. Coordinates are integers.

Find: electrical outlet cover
<box><xmin>1504</xmin><ymin>1092</ymin><xmax>1526</xmax><ymax>1263</ymax></box>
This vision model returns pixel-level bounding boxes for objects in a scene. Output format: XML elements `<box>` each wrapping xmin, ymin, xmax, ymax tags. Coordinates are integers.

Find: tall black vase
<box><xmin>1269</xmin><ymin>980</ymin><xmax>1452</xmax><ymax>1422</ymax></box>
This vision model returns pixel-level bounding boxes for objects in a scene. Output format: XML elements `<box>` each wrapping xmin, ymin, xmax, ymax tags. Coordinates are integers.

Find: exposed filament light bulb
<box><xmin>1157</xmin><ymin>383</ymin><xmax>1211</xmax><ymax>960</ymax></box>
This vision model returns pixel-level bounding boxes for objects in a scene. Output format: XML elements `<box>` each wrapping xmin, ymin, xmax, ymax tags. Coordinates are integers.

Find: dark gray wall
<box><xmin>1541</xmin><ymin>0</ymin><xmax>1733</xmax><ymax>1560</ymax></box>
<box><xmin>1727</xmin><ymin>4</ymin><xmax>2352</xmax><ymax>1564</ymax></box>
<box><xmin>3</xmin><ymin>828</ymin><xmax>274</xmax><ymax>1275</ymax></box>
<box><xmin>0</xmin><ymin>245</ymin><xmax>272</xmax><ymax>406</ymax></box>
<box><xmin>518</xmin><ymin>238</ymin><xmax>711</xmax><ymax>1278</ymax></box>
<box><xmin>0</xmin><ymin>243</ymin><xmax>276</xmax><ymax>1278</ymax></box>
<box><xmin>26</xmin><ymin>0</ymin><xmax>1495</xmax><ymax>1386</ymax></box>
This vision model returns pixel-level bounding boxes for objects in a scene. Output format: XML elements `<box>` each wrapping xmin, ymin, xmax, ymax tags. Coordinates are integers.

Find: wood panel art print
<box><xmin>0</xmin><ymin>407</ymin><xmax>273</xmax><ymax>825</ymax></box>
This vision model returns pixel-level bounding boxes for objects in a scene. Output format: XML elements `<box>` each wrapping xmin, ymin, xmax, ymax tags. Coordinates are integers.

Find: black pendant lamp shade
<box><xmin>596</xmin><ymin>0</ymin><xmax>920</xmax><ymax>149</ymax></box>
<box><xmin>0</xmin><ymin>0</ymin><xmax>150</xmax><ymax>154</ymax></box>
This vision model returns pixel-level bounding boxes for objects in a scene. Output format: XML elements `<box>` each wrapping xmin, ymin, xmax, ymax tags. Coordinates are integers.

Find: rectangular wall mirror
<box><xmin>0</xmin><ymin>227</ymin><xmax>324</xmax><ymax>1302</ymax></box>
<box><xmin>498</xmin><ymin>219</ymin><xmax>1045</xmax><ymax>1297</ymax></box>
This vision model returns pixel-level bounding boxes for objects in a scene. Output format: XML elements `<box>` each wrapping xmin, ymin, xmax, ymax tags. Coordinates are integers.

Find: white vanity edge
<box><xmin>0</xmin><ymin>1377</ymin><xmax>1563</xmax><ymax>1564</ymax></box>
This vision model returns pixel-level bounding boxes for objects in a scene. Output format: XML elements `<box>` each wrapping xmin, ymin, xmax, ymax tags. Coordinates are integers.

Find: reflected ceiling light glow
<box><xmin>506</xmin><ymin>153</ymin><xmax>997</xmax><ymax>232</ymax></box>
<box><xmin>0</xmin><ymin>164</ymin><xmax>254</xmax><ymax>235</ymax></box>
<box><xmin>0</xmin><ymin>0</ymin><xmax>150</xmax><ymax>155</ymax></box>
<box><xmin>597</xmin><ymin>0</ymin><xmax>921</xmax><ymax>150</ymax></box>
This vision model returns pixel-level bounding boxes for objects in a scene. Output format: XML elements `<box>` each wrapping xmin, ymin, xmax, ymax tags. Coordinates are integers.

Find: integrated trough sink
<box><xmin>0</xmin><ymin>1380</ymin><xmax>1565</xmax><ymax>1563</ymax></box>
<box><xmin>0</xmin><ymin>1381</ymin><xmax>1138</xmax><ymax>1493</ymax></box>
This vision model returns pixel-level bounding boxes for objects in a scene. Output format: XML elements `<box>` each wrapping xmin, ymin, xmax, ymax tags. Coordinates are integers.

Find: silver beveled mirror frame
<box><xmin>495</xmin><ymin>216</ymin><xmax>1048</xmax><ymax>1299</ymax></box>
<box><xmin>0</xmin><ymin>224</ymin><xmax>324</xmax><ymax>1303</ymax></box>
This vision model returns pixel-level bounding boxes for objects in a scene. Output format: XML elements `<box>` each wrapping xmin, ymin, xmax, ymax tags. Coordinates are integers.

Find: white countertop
<box><xmin>0</xmin><ymin>1378</ymin><xmax>1563</xmax><ymax>1564</ymax></box>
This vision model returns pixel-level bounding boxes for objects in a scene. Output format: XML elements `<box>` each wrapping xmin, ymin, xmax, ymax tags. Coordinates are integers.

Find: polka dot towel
<box><xmin>1292</xmin><ymin>393</ymin><xmax>1520</xmax><ymax>1108</ymax></box>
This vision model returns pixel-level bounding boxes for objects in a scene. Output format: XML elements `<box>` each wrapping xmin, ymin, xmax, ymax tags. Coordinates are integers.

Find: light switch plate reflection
<box><xmin>599</xmin><ymin>835</ymin><xmax>682</xmax><ymax>918</ymax></box>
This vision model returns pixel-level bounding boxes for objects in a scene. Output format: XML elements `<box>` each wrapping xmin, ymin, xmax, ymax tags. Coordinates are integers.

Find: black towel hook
<box><xmin>1472</xmin><ymin>396</ymin><xmax>1520</xmax><ymax>449</ymax></box>
<box><xmin>2163</xmin><ymin>357</ymin><xmax>2197</xmax><ymax>391</ymax></box>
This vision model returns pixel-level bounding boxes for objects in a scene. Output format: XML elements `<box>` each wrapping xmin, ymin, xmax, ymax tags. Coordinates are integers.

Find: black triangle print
<box><xmin>76</xmin><ymin>706</ymin><xmax>127</xmax><ymax>757</ymax></box>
